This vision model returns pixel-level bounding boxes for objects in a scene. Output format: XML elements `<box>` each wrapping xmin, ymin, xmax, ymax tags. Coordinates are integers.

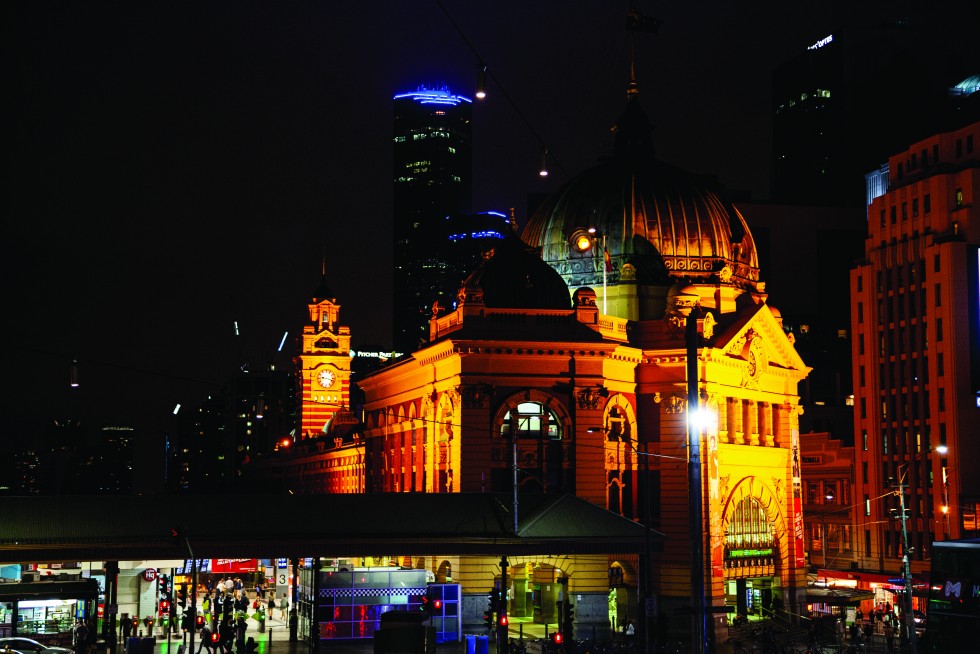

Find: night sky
<box><xmin>5</xmin><ymin>2</ymin><xmax>973</xmax><ymax>465</ymax></box>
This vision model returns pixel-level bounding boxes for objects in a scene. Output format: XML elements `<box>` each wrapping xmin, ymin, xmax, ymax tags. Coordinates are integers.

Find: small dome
<box><xmin>459</xmin><ymin>231</ymin><xmax>571</xmax><ymax>310</ymax></box>
<box><xmin>323</xmin><ymin>408</ymin><xmax>361</xmax><ymax>440</ymax></box>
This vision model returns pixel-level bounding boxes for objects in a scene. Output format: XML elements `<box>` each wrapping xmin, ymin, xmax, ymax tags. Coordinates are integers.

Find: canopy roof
<box><xmin>1</xmin><ymin>492</ymin><xmax>662</xmax><ymax>564</ymax></box>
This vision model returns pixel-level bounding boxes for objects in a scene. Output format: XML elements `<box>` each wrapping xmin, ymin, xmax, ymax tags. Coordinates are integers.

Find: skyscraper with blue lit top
<box><xmin>392</xmin><ymin>85</ymin><xmax>473</xmax><ymax>353</ymax></box>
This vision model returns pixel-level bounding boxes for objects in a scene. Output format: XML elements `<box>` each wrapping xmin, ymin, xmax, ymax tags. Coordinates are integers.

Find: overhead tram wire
<box><xmin>433</xmin><ymin>0</ymin><xmax>566</xmax><ymax>178</ymax></box>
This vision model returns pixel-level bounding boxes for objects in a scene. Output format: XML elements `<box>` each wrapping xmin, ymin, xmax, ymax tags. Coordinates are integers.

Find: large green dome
<box><xmin>522</xmin><ymin>98</ymin><xmax>760</xmax><ymax>297</ymax></box>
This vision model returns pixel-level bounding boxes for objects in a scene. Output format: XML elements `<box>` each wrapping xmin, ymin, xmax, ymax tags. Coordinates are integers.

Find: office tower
<box><xmin>851</xmin><ymin>122</ymin><xmax>980</xmax><ymax>582</ymax></box>
<box><xmin>772</xmin><ymin>5</ymin><xmax>979</xmax><ymax>206</ymax></box>
<box><xmin>392</xmin><ymin>85</ymin><xmax>473</xmax><ymax>353</ymax></box>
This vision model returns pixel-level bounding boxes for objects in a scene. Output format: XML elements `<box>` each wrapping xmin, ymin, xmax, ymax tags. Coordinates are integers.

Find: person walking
<box><xmin>197</xmin><ymin>624</ymin><xmax>213</xmax><ymax>654</ymax></box>
<box><xmin>278</xmin><ymin>593</ymin><xmax>288</xmax><ymax>621</ymax></box>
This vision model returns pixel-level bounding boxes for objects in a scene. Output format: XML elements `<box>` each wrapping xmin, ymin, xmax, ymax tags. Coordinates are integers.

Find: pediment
<box><xmin>711</xmin><ymin>303</ymin><xmax>808</xmax><ymax>374</ymax></box>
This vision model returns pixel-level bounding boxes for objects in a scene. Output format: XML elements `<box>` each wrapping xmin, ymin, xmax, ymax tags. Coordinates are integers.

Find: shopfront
<box><xmin>0</xmin><ymin>579</ymin><xmax>99</xmax><ymax>646</ymax></box>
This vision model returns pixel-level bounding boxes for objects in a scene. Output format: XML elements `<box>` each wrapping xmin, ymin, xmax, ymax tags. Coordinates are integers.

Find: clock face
<box><xmin>316</xmin><ymin>370</ymin><xmax>336</xmax><ymax>388</ymax></box>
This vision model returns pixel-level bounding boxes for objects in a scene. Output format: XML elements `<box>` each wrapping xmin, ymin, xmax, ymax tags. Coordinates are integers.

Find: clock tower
<box><xmin>295</xmin><ymin>272</ymin><xmax>351</xmax><ymax>440</ymax></box>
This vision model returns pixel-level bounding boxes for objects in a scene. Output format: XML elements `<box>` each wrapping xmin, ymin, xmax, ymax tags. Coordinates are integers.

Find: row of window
<box><xmin>879</xmin><ymin>193</ymin><xmax>931</xmax><ymax>228</ymax></box>
<box><xmin>860</xmin><ymin>254</ymin><xmax>941</xmax><ymax>295</ymax></box>
<box><xmin>894</xmin><ymin>134</ymin><xmax>974</xmax><ymax>179</ymax></box>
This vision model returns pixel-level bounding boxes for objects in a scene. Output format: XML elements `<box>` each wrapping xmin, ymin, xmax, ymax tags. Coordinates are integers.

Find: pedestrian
<box><xmin>73</xmin><ymin>619</ymin><xmax>89</xmax><ymax>654</ymax></box>
<box><xmin>884</xmin><ymin>622</ymin><xmax>894</xmax><ymax>652</ymax></box>
<box><xmin>234</xmin><ymin>616</ymin><xmax>247</xmax><ymax>653</ymax></box>
<box><xmin>198</xmin><ymin>624</ymin><xmax>213</xmax><ymax>654</ymax></box>
<box><xmin>863</xmin><ymin>621</ymin><xmax>873</xmax><ymax>644</ymax></box>
<box><xmin>255</xmin><ymin>582</ymin><xmax>264</xmax><ymax>600</ymax></box>
<box><xmin>279</xmin><ymin>593</ymin><xmax>288</xmax><ymax>621</ymax></box>
<box><xmin>120</xmin><ymin>614</ymin><xmax>132</xmax><ymax>644</ymax></box>
<box><xmin>856</xmin><ymin>607</ymin><xmax>863</xmax><ymax>622</ymax></box>
<box><xmin>267</xmin><ymin>593</ymin><xmax>275</xmax><ymax>617</ymax></box>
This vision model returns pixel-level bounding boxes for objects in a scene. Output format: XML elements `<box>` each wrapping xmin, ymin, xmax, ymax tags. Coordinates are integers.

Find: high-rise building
<box><xmin>850</xmin><ymin>121</ymin><xmax>980</xmax><ymax>582</ymax></box>
<box><xmin>772</xmin><ymin>4</ymin><xmax>979</xmax><ymax>206</ymax></box>
<box><xmin>392</xmin><ymin>85</ymin><xmax>473</xmax><ymax>353</ymax></box>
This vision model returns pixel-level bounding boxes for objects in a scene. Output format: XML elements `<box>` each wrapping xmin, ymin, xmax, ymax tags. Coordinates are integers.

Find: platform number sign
<box><xmin>278</xmin><ymin>573</ymin><xmax>287</xmax><ymax>585</ymax></box>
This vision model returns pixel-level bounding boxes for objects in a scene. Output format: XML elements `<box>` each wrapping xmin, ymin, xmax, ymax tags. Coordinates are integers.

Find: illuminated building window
<box><xmin>955</xmin><ymin>188</ymin><xmax>963</xmax><ymax>207</ymax></box>
<box><xmin>724</xmin><ymin>497</ymin><xmax>775</xmax><ymax>567</ymax></box>
<box><xmin>500</xmin><ymin>402</ymin><xmax>562</xmax><ymax>440</ymax></box>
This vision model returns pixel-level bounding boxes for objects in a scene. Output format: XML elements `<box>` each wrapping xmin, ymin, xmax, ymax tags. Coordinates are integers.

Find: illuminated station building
<box><xmin>849</xmin><ymin>121</ymin><xmax>980</xmax><ymax>595</ymax></box>
<box><xmin>343</xmin><ymin>81</ymin><xmax>812</xmax><ymax>644</ymax></box>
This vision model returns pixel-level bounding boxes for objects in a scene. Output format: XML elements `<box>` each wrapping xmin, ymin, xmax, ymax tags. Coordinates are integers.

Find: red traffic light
<box><xmin>552</xmin><ymin>632</ymin><xmax>564</xmax><ymax>644</ymax></box>
<box><xmin>433</xmin><ymin>599</ymin><xmax>442</xmax><ymax>610</ymax></box>
<box><xmin>195</xmin><ymin>616</ymin><xmax>204</xmax><ymax>627</ymax></box>
<box><xmin>498</xmin><ymin>613</ymin><xmax>508</xmax><ymax>626</ymax></box>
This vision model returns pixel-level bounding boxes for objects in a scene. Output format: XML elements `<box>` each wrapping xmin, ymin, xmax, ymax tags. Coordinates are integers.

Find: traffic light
<box><xmin>552</xmin><ymin>632</ymin><xmax>564</xmax><ymax>645</ymax></box>
<box><xmin>564</xmin><ymin>603</ymin><xmax>574</xmax><ymax>640</ymax></box>
<box><xmin>177</xmin><ymin>584</ymin><xmax>187</xmax><ymax>609</ymax></box>
<box><xmin>195</xmin><ymin>615</ymin><xmax>205</xmax><ymax>629</ymax></box>
<box><xmin>483</xmin><ymin>608</ymin><xmax>494</xmax><ymax>630</ymax></box>
<box><xmin>420</xmin><ymin>587</ymin><xmax>442</xmax><ymax>616</ymax></box>
<box><xmin>498</xmin><ymin>612</ymin><xmax>508</xmax><ymax>627</ymax></box>
<box><xmin>159</xmin><ymin>599</ymin><xmax>170</xmax><ymax>614</ymax></box>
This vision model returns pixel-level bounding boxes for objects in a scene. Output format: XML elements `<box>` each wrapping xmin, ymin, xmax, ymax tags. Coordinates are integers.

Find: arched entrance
<box><xmin>721</xmin><ymin>477</ymin><xmax>785</xmax><ymax>619</ymax></box>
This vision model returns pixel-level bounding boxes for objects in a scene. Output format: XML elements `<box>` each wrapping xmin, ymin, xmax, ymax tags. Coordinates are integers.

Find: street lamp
<box><xmin>685</xmin><ymin>308</ymin><xmax>708</xmax><ymax>654</ymax></box>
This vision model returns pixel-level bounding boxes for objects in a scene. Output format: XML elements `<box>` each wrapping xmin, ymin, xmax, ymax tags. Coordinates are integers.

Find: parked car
<box><xmin>0</xmin><ymin>638</ymin><xmax>74</xmax><ymax>654</ymax></box>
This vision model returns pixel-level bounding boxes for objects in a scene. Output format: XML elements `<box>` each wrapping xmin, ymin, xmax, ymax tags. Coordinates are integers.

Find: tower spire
<box><xmin>624</xmin><ymin>6</ymin><xmax>662</xmax><ymax>99</ymax></box>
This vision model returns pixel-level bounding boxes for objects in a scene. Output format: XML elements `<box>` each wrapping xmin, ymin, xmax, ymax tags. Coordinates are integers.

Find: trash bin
<box><xmin>465</xmin><ymin>634</ymin><xmax>476</xmax><ymax>654</ymax></box>
<box><xmin>475</xmin><ymin>634</ymin><xmax>489</xmax><ymax>654</ymax></box>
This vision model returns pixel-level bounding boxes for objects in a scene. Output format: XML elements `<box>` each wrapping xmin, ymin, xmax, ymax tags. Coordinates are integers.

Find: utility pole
<box><xmin>895</xmin><ymin>474</ymin><xmax>918</xmax><ymax>654</ymax></box>
<box><xmin>686</xmin><ymin>308</ymin><xmax>707</xmax><ymax>654</ymax></box>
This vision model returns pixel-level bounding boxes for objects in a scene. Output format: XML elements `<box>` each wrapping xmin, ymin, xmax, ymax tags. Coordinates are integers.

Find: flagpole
<box><xmin>602</xmin><ymin>233</ymin><xmax>607</xmax><ymax>314</ymax></box>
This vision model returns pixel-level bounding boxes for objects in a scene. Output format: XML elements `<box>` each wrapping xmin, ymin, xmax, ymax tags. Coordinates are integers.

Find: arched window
<box><xmin>499</xmin><ymin>402</ymin><xmax>562</xmax><ymax>440</ymax></box>
<box><xmin>725</xmin><ymin>496</ymin><xmax>776</xmax><ymax>571</ymax></box>
<box><xmin>492</xmin><ymin>399</ymin><xmax>566</xmax><ymax>494</ymax></box>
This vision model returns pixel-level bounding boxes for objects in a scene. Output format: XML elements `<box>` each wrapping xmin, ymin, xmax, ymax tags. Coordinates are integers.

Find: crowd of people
<box><xmin>191</xmin><ymin>577</ymin><xmax>290</xmax><ymax>654</ymax></box>
<box><xmin>834</xmin><ymin>602</ymin><xmax>904</xmax><ymax>652</ymax></box>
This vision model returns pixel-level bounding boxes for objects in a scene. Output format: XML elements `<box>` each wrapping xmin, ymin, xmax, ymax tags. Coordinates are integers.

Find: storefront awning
<box><xmin>805</xmin><ymin>586</ymin><xmax>875</xmax><ymax>606</ymax></box>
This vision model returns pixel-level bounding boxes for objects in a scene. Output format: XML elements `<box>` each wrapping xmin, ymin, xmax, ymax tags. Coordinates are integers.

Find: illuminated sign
<box><xmin>807</xmin><ymin>35</ymin><xmax>833</xmax><ymax>51</ymax></box>
<box><xmin>349</xmin><ymin>350</ymin><xmax>403</xmax><ymax>359</ymax></box>
<box><xmin>394</xmin><ymin>86</ymin><xmax>472</xmax><ymax>107</ymax></box>
<box><xmin>728</xmin><ymin>548</ymin><xmax>774</xmax><ymax>558</ymax></box>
